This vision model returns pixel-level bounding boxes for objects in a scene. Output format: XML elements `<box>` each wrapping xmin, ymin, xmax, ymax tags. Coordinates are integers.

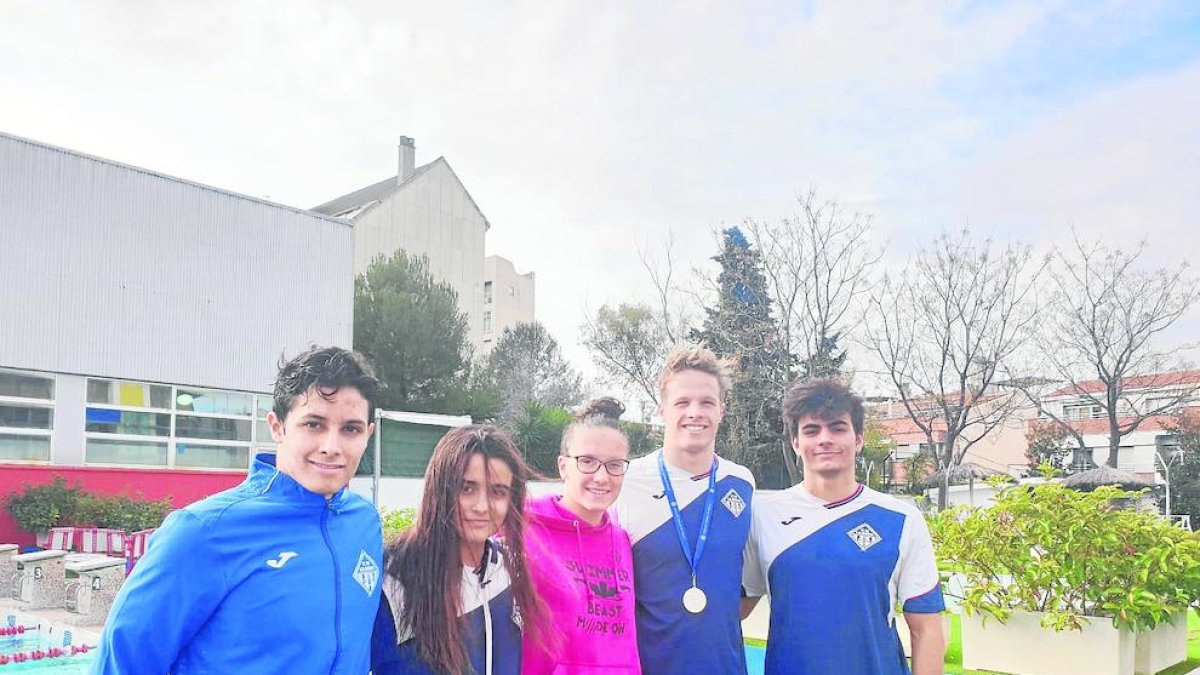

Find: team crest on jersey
<box><xmin>352</xmin><ymin>550</ymin><xmax>380</xmax><ymax>595</ymax></box>
<box><xmin>847</xmin><ymin>523</ymin><xmax>882</xmax><ymax>551</ymax></box>
<box><xmin>721</xmin><ymin>489</ymin><xmax>746</xmax><ymax>518</ymax></box>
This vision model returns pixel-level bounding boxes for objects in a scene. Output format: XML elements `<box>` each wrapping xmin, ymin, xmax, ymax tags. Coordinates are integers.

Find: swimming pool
<box><xmin>745</xmin><ymin>644</ymin><xmax>765</xmax><ymax>674</ymax></box>
<box><xmin>0</xmin><ymin>614</ymin><xmax>95</xmax><ymax>673</ymax></box>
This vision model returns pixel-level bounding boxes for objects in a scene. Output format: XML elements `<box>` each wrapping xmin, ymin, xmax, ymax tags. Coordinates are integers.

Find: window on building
<box><xmin>483</xmin><ymin>311</ymin><xmax>492</xmax><ymax>333</ymax></box>
<box><xmin>1145</xmin><ymin>396</ymin><xmax>1182</xmax><ymax>413</ymax></box>
<box><xmin>85</xmin><ymin>378</ymin><xmax>265</xmax><ymax>471</ymax></box>
<box><xmin>0</xmin><ymin>371</ymin><xmax>54</xmax><ymax>400</ymax></box>
<box><xmin>86</xmin><ymin>438</ymin><xmax>169</xmax><ymax>467</ymax></box>
<box><xmin>1063</xmin><ymin>403</ymin><xmax>1103</xmax><ymax>420</ymax></box>
<box><xmin>254</xmin><ymin>395</ymin><xmax>276</xmax><ymax>458</ymax></box>
<box><xmin>87</xmin><ymin>379</ymin><xmax>172</xmax><ymax>409</ymax></box>
<box><xmin>484</xmin><ymin>281</ymin><xmax>493</xmax><ymax>304</ymax></box>
<box><xmin>917</xmin><ymin>442</ymin><xmax>945</xmax><ymax>456</ymax></box>
<box><xmin>0</xmin><ymin>370</ymin><xmax>54</xmax><ymax>462</ymax></box>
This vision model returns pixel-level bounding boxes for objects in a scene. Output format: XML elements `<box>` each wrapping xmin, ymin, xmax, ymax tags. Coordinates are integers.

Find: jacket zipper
<box><xmin>321</xmin><ymin>504</ymin><xmax>342</xmax><ymax>672</ymax></box>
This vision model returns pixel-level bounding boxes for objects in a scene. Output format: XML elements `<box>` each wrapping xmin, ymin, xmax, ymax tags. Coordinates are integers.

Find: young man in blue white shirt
<box><xmin>614</xmin><ymin>345</ymin><xmax>756</xmax><ymax>675</ymax></box>
<box><xmin>742</xmin><ymin>379</ymin><xmax>945</xmax><ymax>675</ymax></box>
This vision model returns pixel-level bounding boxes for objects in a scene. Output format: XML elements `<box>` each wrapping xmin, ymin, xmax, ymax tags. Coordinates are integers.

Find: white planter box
<box><xmin>1134</xmin><ymin>614</ymin><xmax>1188</xmax><ymax>675</ymax></box>
<box><xmin>962</xmin><ymin>610</ymin><xmax>1134</xmax><ymax>675</ymax></box>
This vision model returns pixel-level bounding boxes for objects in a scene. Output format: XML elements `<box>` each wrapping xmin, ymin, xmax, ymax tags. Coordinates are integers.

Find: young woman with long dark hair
<box><xmin>371</xmin><ymin>425</ymin><xmax>548</xmax><ymax>675</ymax></box>
<box><xmin>522</xmin><ymin>398</ymin><xmax>641</xmax><ymax>674</ymax></box>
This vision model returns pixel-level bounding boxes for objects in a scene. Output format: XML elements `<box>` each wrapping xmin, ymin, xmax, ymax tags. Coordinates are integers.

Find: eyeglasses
<box><xmin>567</xmin><ymin>455</ymin><xmax>631</xmax><ymax>476</ymax></box>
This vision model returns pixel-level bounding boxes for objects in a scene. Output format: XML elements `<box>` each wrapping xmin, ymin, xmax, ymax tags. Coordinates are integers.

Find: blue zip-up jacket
<box><xmin>92</xmin><ymin>454</ymin><xmax>383</xmax><ymax>674</ymax></box>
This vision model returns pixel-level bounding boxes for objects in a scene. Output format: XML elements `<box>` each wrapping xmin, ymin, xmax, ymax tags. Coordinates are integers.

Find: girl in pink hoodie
<box><xmin>523</xmin><ymin>398</ymin><xmax>642</xmax><ymax>675</ymax></box>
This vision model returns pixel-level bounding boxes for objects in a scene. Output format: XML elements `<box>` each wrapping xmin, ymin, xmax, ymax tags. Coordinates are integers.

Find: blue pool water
<box><xmin>745</xmin><ymin>644</ymin><xmax>765</xmax><ymax>674</ymax></box>
<box><xmin>0</xmin><ymin>616</ymin><xmax>95</xmax><ymax>673</ymax></box>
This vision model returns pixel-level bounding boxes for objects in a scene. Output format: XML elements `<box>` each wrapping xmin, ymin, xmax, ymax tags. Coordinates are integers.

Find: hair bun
<box><xmin>578</xmin><ymin>396</ymin><xmax>625</xmax><ymax>422</ymax></box>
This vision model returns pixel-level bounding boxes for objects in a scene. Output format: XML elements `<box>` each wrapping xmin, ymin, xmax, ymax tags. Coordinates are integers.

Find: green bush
<box><xmin>381</xmin><ymin>507</ymin><xmax>416</xmax><ymax>541</ymax></box>
<box><xmin>5</xmin><ymin>478</ymin><xmax>172</xmax><ymax>535</ymax></box>
<box><xmin>5</xmin><ymin>477</ymin><xmax>83</xmax><ymax>533</ymax></box>
<box><xmin>510</xmin><ymin>403</ymin><xmax>572</xmax><ymax>476</ymax></box>
<box><xmin>931</xmin><ymin>481</ymin><xmax>1200</xmax><ymax>632</ymax></box>
<box><xmin>77</xmin><ymin>493</ymin><xmax>172</xmax><ymax>532</ymax></box>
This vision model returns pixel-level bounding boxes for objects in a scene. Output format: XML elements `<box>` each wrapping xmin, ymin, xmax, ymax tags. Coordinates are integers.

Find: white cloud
<box><xmin>1</xmin><ymin>0</ymin><xmax>1196</xmax><ymax>379</ymax></box>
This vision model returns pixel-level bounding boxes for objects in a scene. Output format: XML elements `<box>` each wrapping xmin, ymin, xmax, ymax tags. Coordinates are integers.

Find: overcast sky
<box><xmin>3</xmin><ymin>1</ymin><xmax>1198</xmax><ymax>385</ymax></box>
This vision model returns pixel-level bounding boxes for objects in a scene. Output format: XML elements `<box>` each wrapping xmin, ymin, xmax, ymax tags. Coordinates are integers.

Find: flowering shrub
<box><xmin>930</xmin><ymin>480</ymin><xmax>1200</xmax><ymax>632</ymax></box>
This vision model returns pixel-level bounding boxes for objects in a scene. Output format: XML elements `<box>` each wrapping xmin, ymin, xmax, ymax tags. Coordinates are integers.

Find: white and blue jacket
<box><xmin>371</xmin><ymin>539</ymin><xmax>522</xmax><ymax>675</ymax></box>
<box><xmin>92</xmin><ymin>454</ymin><xmax>383</xmax><ymax>674</ymax></box>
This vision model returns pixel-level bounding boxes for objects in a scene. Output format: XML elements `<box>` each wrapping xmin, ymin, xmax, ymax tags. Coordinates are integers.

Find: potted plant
<box><xmin>930</xmin><ymin>480</ymin><xmax>1200</xmax><ymax>675</ymax></box>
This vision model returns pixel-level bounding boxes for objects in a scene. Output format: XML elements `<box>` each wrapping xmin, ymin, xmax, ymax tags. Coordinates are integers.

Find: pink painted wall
<box><xmin>0</xmin><ymin>464</ymin><xmax>245</xmax><ymax>547</ymax></box>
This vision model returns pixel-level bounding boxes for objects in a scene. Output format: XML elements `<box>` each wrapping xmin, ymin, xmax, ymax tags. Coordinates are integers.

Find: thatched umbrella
<box><xmin>1061</xmin><ymin>465</ymin><xmax>1154</xmax><ymax>492</ymax></box>
<box><xmin>921</xmin><ymin>463</ymin><xmax>1004</xmax><ymax>506</ymax></box>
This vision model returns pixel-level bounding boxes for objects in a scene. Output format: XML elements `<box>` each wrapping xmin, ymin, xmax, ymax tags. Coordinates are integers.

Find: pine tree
<box><xmin>692</xmin><ymin>227</ymin><xmax>794</xmax><ymax>488</ymax></box>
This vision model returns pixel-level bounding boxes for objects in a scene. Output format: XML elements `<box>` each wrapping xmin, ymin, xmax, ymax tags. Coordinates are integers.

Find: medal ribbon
<box><xmin>657</xmin><ymin>452</ymin><xmax>718</xmax><ymax>585</ymax></box>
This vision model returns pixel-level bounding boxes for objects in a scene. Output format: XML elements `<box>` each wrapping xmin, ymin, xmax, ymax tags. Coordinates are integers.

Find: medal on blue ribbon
<box><xmin>657</xmin><ymin>452</ymin><xmax>718</xmax><ymax>614</ymax></box>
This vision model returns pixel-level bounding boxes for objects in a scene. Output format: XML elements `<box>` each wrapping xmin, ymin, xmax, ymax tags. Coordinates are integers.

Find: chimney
<box><xmin>397</xmin><ymin>136</ymin><xmax>416</xmax><ymax>184</ymax></box>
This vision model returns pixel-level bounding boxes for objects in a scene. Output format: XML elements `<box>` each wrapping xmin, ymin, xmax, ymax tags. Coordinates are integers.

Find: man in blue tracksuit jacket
<box><xmin>93</xmin><ymin>346</ymin><xmax>384</xmax><ymax>674</ymax></box>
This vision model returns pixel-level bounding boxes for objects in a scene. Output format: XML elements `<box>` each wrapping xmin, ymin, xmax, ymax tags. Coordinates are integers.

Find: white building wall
<box><xmin>1085</xmin><ymin>429</ymin><xmax>1164</xmax><ymax>474</ymax></box>
<box><xmin>50</xmin><ymin>375</ymin><xmax>87</xmax><ymax>465</ymax></box>
<box><xmin>351</xmin><ymin>160</ymin><xmax>487</xmax><ymax>354</ymax></box>
<box><xmin>482</xmin><ymin>255</ymin><xmax>536</xmax><ymax>354</ymax></box>
<box><xmin>0</xmin><ymin>131</ymin><xmax>354</xmax><ymax>392</ymax></box>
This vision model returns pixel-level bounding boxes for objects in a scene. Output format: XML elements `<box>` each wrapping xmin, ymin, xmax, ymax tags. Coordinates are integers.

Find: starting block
<box><xmin>11</xmin><ymin>549</ymin><xmax>68</xmax><ymax>609</ymax></box>
<box><xmin>65</xmin><ymin>556</ymin><xmax>126</xmax><ymax>625</ymax></box>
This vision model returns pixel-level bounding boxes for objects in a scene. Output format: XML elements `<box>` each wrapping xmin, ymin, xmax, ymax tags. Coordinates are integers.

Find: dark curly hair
<box><xmin>781</xmin><ymin>378</ymin><xmax>864</xmax><ymax>440</ymax></box>
<box><xmin>272</xmin><ymin>346</ymin><xmax>381</xmax><ymax>421</ymax></box>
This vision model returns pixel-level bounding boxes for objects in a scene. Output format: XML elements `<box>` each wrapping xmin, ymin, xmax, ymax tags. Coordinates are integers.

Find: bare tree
<box><xmin>581</xmin><ymin>234</ymin><xmax>693</xmax><ymax>410</ymax></box>
<box><xmin>744</xmin><ymin>188</ymin><xmax>882</xmax><ymax>380</ymax></box>
<box><xmin>866</xmin><ymin>230</ymin><xmax>1045</xmax><ymax>508</ymax></box>
<box><xmin>1020</xmin><ymin>235</ymin><xmax>1200</xmax><ymax>468</ymax></box>
<box><xmin>581</xmin><ymin>303</ymin><xmax>674</xmax><ymax>408</ymax></box>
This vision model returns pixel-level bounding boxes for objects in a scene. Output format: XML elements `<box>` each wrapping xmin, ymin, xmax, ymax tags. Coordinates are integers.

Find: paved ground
<box><xmin>0</xmin><ymin>597</ymin><xmax>102</xmax><ymax>643</ymax></box>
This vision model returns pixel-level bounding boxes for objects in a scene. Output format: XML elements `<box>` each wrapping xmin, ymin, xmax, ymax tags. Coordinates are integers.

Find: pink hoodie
<box><xmin>522</xmin><ymin>495</ymin><xmax>642</xmax><ymax>675</ymax></box>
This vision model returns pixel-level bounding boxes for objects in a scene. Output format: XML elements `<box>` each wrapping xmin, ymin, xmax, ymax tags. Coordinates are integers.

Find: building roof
<box><xmin>876</xmin><ymin>415</ymin><xmax>948</xmax><ymax>444</ymax></box>
<box><xmin>868</xmin><ymin>391</ymin><xmax>1004</xmax><ymax>420</ymax></box>
<box><xmin>310</xmin><ymin>161</ymin><xmax>435</xmax><ymax>217</ymax></box>
<box><xmin>1047</xmin><ymin>370</ymin><xmax>1200</xmax><ymax>398</ymax></box>
<box><xmin>310</xmin><ymin>157</ymin><xmax>491</xmax><ymax>231</ymax></box>
<box><xmin>0</xmin><ymin>130</ymin><xmax>348</xmax><ymax>226</ymax></box>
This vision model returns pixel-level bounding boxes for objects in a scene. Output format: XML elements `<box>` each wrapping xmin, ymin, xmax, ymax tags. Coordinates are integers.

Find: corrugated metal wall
<box><xmin>0</xmin><ymin>132</ymin><xmax>354</xmax><ymax>392</ymax></box>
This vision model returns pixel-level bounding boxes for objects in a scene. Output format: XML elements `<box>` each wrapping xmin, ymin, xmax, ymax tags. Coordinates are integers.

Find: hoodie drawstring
<box><xmin>572</xmin><ymin>520</ymin><xmax>594</xmax><ymax>604</ymax></box>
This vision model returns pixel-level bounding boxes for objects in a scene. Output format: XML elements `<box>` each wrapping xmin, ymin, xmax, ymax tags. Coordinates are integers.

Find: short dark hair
<box><xmin>273</xmin><ymin>346</ymin><xmax>381</xmax><ymax>421</ymax></box>
<box><xmin>781</xmin><ymin>378</ymin><xmax>865</xmax><ymax>440</ymax></box>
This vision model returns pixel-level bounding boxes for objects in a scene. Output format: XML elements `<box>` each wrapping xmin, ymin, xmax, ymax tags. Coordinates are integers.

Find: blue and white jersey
<box><xmin>743</xmin><ymin>483</ymin><xmax>944</xmax><ymax>675</ymax></box>
<box><xmin>613</xmin><ymin>449</ymin><xmax>755</xmax><ymax>675</ymax></box>
<box><xmin>372</xmin><ymin>541</ymin><xmax>522</xmax><ymax>675</ymax></box>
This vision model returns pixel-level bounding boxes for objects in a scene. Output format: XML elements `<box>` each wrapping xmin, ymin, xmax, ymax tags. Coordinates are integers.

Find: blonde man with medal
<box><xmin>613</xmin><ymin>345</ymin><xmax>757</xmax><ymax>675</ymax></box>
